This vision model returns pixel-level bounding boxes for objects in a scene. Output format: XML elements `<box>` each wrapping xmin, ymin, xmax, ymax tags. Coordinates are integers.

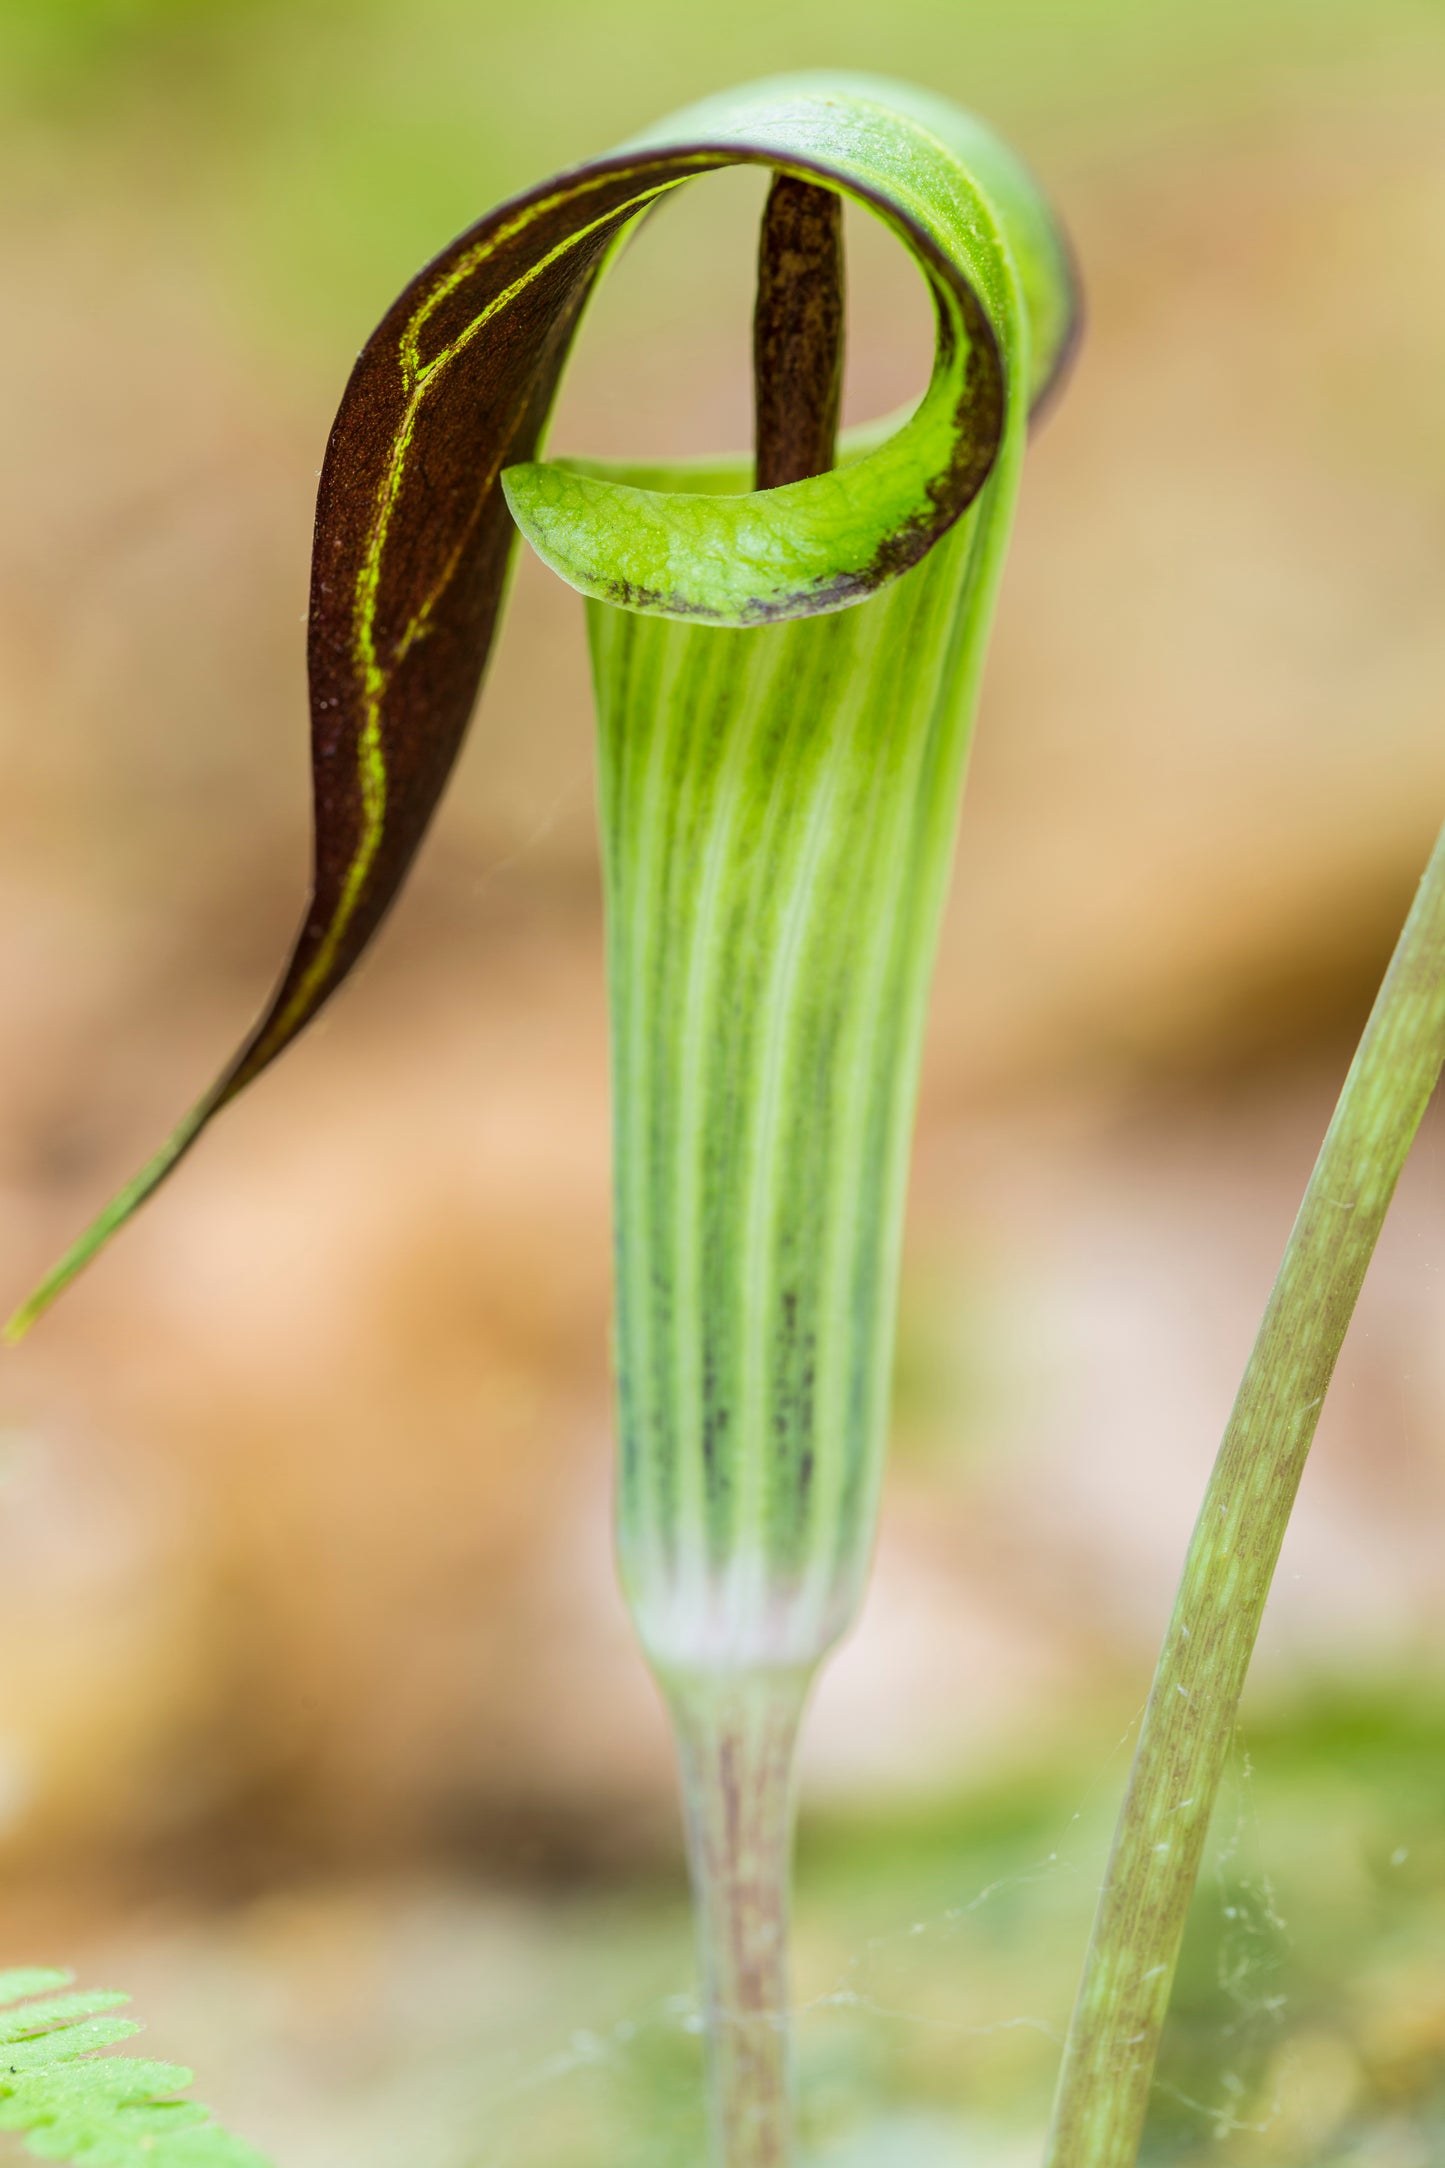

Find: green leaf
<box><xmin>0</xmin><ymin>1977</ymin><xmax>74</xmax><ymax>2008</ymax></box>
<box><xmin>5</xmin><ymin>70</ymin><xmax>1075</xmax><ymax>1339</ymax></box>
<box><xmin>0</xmin><ymin>1993</ymin><xmax>131</xmax><ymax>2046</ymax></box>
<box><xmin>0</xmin><ymin>1976</ymin><xmax>270</xmax><ymax>2168</ymax></box>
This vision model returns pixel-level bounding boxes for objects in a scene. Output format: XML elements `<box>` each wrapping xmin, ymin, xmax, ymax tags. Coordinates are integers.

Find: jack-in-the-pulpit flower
<box><xmin>8</xmin><ymin>75</ymin><xmax>1078</xmax><ymax>2168</ymax></box>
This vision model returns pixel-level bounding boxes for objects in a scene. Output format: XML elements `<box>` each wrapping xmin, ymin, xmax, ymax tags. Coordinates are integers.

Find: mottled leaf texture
<box><xmin>0</xmin><ymin>1971</ymin><xmax>271</xmax><ymax>2168</ymax></box>
<box><xmin>8</xmin><ymin>73</ymin><xmax>1076</xmax><ymax>1336</ymax></box>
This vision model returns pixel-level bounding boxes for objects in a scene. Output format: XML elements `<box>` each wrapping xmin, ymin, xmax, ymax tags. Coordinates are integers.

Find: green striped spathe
<box><xmin>580</xmin><ymin>430</ymin><xmax>1021</xmax><ymax>1680</ymax></box>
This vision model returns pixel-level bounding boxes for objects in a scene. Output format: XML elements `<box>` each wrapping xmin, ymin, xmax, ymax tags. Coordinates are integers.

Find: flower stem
<box><xmin>666</xmin><ymin>1668</ymin><xmax>812</xmax><ymax>2168</ymax></box>
<box><xmin>1044</xmin><ymin>812</ymin><xmax>1445</xmax><ymax>2168</ymax></box>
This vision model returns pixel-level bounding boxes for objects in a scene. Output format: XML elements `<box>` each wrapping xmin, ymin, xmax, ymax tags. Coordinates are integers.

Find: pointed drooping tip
<box><xmin>4</xmin><ymin>1113</ymin><xmax>207</xmax><ymax>1344</ymax></box>
<box><xmin>5</xmin><ymin>1243</ymin><xmax>100</xmax><ymax>1344</ymax></box>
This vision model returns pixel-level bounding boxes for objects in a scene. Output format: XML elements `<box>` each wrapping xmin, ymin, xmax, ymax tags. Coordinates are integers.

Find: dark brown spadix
<box><xmin>753</xmin><ymin>174</ymin><xmax>844</xmax><ymax>489</ymax></box>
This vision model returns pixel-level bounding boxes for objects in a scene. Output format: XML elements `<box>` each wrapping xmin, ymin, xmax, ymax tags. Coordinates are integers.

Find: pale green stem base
<box><xmin>666</xmin><ymin>1669</ymin><xmax>812</xmax><ymax>2168</ymax></box>
<box><xmin>1044</xmin><ymin>814</ymin><xmax>1445</xmax><ymax>2168</ymax></box>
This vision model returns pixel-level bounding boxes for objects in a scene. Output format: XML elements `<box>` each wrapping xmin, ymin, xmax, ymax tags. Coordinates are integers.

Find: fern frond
<box><xmin>0</xmin><ymin>1971</ymin><xmax>271</xmax><ymax>2168</ymax></box>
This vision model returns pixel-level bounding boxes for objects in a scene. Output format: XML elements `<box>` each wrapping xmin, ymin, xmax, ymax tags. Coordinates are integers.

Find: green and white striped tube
<box><xmin>588</xmin><ymin>459</ymin><xmax>1014</xmax><ymax>1685</ymax></box>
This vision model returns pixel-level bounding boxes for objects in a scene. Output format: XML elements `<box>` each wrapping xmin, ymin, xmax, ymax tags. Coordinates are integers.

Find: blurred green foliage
<box><xmin>799</xmin><ymin>1683</ymin><xmax>1445</xmax><ymax>2165</ymax></box>
<box><xmin>4</xmin><ymin>0</ymin><xmax>1444</xmax><ymax>372</ymax></box>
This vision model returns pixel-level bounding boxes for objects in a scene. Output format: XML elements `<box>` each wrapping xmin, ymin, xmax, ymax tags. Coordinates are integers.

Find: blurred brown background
<box><xmin>3</xmin><ymin>2</ymin><xmax>1445</xmax><ymax>2162</ymax></box>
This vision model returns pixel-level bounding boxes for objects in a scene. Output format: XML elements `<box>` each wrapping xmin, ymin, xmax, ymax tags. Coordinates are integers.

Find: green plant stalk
<box><xmin>1045</xmin><ymin>814</ymin><xmax>1445</xmax><ymax>2168</ymax></box>
<box><xmin>666</xmin><ymin>1671</ymin><xmax>811</xmax><ymax>2168</ymax></box>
